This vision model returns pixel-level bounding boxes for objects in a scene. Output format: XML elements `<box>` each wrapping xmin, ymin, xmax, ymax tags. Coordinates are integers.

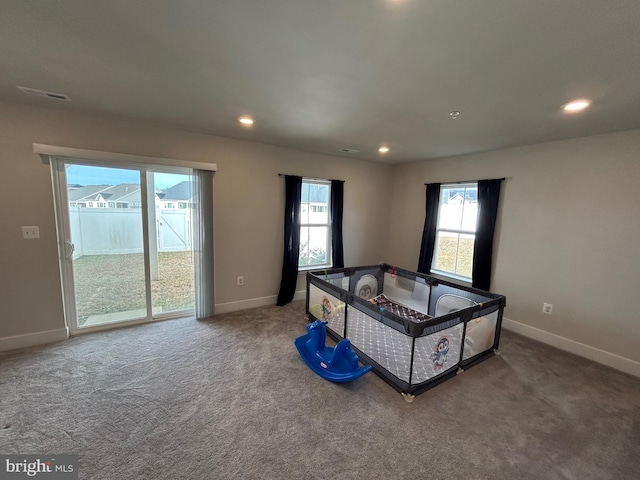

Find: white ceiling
<box><xmin>1</xmin><ymin>0</ymin><xmax>639</xmax><ymax>164</ymax></box>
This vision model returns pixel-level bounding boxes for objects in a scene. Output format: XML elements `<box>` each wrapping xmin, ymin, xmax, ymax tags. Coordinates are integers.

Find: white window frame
<box><xmin>431</xmin><ymin>182</ymin><xmax>477</xmax><ymax>283</ymax></box>
<box><xmin>298</xmin><ymin>178</ymin><xmax>332</xmax><ymax>271</ymax></box>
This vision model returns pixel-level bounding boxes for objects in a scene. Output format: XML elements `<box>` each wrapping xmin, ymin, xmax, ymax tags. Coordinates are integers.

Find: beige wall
<box><xmin>386</xmin><ymin>129</ymin><xmax>640</xmax><ymax>363</ymax></box>
<box><xmin>0</xmin><ymin>101</ymin><xmax>392</xmax><ymax>338</ymax></box>
<box><xmin>2</xmin><ymin>99</ymin><xmax>639</xmax><ymax>370</ymax></box>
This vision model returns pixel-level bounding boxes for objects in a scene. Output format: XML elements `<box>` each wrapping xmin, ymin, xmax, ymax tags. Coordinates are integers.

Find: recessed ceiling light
<box><xmin>449</xmin><ymin>111</ymin><xmax>460</xmax><ymax>119</ymax></box>
<box><xmin>563</xmin><ymin>99</ymin><xmax>591</xmax><ymax>112</ymax></box>
<box><xmin>238</xmin><ymin>116</ymin><xmax>255</xmax><ymax>126</ymax></box>
<box><xmin>378</xmin><ymin>146</ymin><xmax>390</xmax><ymax>154</ymax></box>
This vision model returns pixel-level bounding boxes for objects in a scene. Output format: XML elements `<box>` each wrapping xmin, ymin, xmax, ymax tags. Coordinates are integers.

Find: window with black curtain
<box><xmin>277</xmin><ymin>176</ymin><xmax>344</xmax><ymax>306</ymax></box>
<box><xmin>418</xmin><ymin>179</ymin><xmax>502</xmax><ymax>291</ymax></box>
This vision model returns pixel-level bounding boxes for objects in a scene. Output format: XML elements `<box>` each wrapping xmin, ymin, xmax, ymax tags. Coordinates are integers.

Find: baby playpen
<box><xmin>305</xmin><ymin>264</ymin><xmax>506</xmax><ymax>398</ymax></box>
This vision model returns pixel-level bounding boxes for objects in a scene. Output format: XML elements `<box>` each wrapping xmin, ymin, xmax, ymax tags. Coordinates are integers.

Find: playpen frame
<box><xmin>305</xmin><ymin>263</ymin><xmax>506</xmax><ymax>398</ymax></box>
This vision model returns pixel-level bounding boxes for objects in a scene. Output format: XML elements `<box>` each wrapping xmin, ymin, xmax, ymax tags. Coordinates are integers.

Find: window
<box><xmin>432</xmin><ymin>183</ymin><xmax>478</xmax><ymax>280</ymax></box>
<box><xmin>87</xmin><ymin>201</ymin><xmax>94</xmax><ymax>207</ymax></box>
<box><xmin>97</xmin><ymin>202</ymin><xmax>106</xmax><ymax>208</ymax></box>
<box><xmin>166</xmin><ymin>202</ymin><xmax>175</xmax><ymax>209</ymax></box>
<box><xmin>108</xmin><ymin>202</ymin><xmax>115</xmax><ymax>208</ymax></box>
<box><xmin>178</xmin><ymin>202</ymin><xmax>187</xmax><ymax>209</ymax></box>
<box><xmin>299</xmin><ymin>179</ymin><xmax>331</xmax><ymax>268</ymax></box>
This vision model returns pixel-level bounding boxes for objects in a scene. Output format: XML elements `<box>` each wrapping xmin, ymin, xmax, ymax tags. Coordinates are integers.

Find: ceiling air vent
<box><xmin>339</xmin><ymin>148</ymin><xmax>360</xmax><ymax>154</ymax></box>
<box><xmin>17</xmin><ymin>86</ymin><xmax>71</xmax><ymax>101</ymax></box>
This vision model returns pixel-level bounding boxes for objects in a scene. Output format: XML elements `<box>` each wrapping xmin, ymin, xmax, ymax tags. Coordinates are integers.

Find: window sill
<box><xmin>298</xmin><ymin>264</ymin><xmax>333</xmax><ymax>273</ymax></box>
<box><xmin>430</xmin><ymin>269</ymin><xmax>472</xmax><ymax>287</ymax></box>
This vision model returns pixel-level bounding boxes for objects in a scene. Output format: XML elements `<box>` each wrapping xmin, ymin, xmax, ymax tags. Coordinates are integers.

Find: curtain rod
<box><xmin>278</xmin><ymin>173</ymin><xmax>344</xmax><ymax>183</ymax></box>
<box><xmin>424</xmin><ymin>177</ymin><xmax>506</xmax><ymax>186</ymax></box>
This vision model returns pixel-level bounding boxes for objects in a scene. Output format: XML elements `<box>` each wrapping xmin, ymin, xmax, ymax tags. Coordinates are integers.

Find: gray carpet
<box><xmin>1</xmin><ymin>301</ymin><xmax>639</xmax><ymax>479</ymax></box>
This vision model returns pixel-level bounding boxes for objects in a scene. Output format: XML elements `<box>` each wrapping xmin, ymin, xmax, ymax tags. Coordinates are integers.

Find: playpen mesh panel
<box><xmin>308</xmin><ymin>284</ymin><xmax>345</xmax><ymax>336</ymax></box>
<box><xmin>412</xmin><ymin>323</ymin><xmax>464</xmax><ymax>384</ymax></box>
<box><xmin>353</xmin><ymin>274</ymin><xmax>379</xmax><ymax>300</ymax></box>
<box><xmin>429</xmin><ymin>284</ymin><xmax>492</xmax><ymax>317</ymax></box>
<box><xmin>327</xmin><ymin>275</ymin><xmax>350</xmax><ymax>291</ymax></box>
<box><xmin>462</xmin><ymin>310</ymin><xmax>498</xmax><ymax>360</ymax></box>
<box><xmin>435</xmin><ymin>293</ymin><xmax>477</xmax><ymax>317</ymax></box>
<box><xmin>346</xmin><ymin>308</ymin><xmax>413</xmax><ymax>383</ymax></box>
<box><xmin>382</xmin><ymin>273</ymin><xmax>430</xmax><ymax>314</ymax></box>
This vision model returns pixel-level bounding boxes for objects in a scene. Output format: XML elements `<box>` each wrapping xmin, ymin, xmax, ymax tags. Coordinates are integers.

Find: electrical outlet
<box><xmin>22</xmin><ymin>226</ymin><xmax>40</xmax><ymax>239</ymax></box>
<box><xmin>236</xmin><ymin>276</ymin><xmax>245</xmax><ymax>286</ymax></box>
<box><xmin>542</xmin><ymin>303</ymin><xmax>553</xmax><ymax>315</ymax></box>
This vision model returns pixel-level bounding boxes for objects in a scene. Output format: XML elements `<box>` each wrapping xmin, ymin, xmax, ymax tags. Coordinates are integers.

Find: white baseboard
<box><xmin>0</xmin><ymin>327</ymin><xmax>69</xmax><ymax>353</ymax></box>
<box><xmin>215</xmin><ymin>290</ymin><xmax>306</xmax><ymax>315</ymax></box>
<box><xmin>0</xmin><ymin>292</ymin><xmax>307</xmax><ymax>351</ymax></box>
<box><xmin>502</xmin><ymin>317</ymin><xmax>640</xmax><ymax>378</ymax></box>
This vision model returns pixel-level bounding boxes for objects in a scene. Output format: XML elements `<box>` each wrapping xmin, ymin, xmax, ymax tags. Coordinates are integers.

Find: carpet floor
<box><xmin>1</xmin><ymin>301</ymin><xmax>639</xmax><ymax>479</ymax></box>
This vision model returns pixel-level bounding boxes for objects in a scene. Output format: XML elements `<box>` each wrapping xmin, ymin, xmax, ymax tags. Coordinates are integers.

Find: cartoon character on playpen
<box><xmin>321</xmin><ymin>296</ymin><xmax>334</xmax><ymax>322</ymax></box>
<box><xmin>321</xmin><ymin>296</ymin><xmax>346</xmax><ymax>323</ymax></box>
<box><xmin>432</xmin><ymin>336</ymin><xmax>450</xmax><ymax>371</ymax></box>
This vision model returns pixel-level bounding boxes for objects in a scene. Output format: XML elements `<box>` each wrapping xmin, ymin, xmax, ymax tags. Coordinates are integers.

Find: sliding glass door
<box><xmin>52</xmin><ymin>160</ymin><xmax>196</xmax><ymax>333</ymax></box>
<box><xmin>149</xmin><ymin>171</ymin><xmax>196</xmax><ymax>316</ymax></box>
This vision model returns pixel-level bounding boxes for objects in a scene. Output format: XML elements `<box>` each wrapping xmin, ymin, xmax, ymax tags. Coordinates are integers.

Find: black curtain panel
<box><xmin>472</xmin><ymin>179</ymin><xmax>502</xmax><ymax>291</ymax></box>
<box><xmin>417</xmin><ymin>183</ymin><xmax>441</xmax><ymax>274</ymax></box>
<box><xmin>277</xmin><ymin>175</ymin><xmax>303</xmax><ymax>306</ymax></box>
<box><xmin>330</xmin><ymin>179</ymin><xmax>345</xmax><ymax>268</ymax></box>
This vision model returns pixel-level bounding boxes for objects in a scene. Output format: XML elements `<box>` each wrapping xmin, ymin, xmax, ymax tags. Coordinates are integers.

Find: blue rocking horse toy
<box><xmin>294</xmin><ymin>320</ymin><xmax>372</xmax><ymax>383</ymax></box>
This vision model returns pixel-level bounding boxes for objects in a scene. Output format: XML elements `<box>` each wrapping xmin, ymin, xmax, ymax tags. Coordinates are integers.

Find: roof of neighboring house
<box><xmin>442</xmin><ymin>187</ymin><xmax>478</xmax><ymax>203</ymax></box>
<box><xmin>68</xmin><ymin>184</ymin><xmax>144</xmax><ymax>204</ymax></box>
<box><xmin>161</xmin><ymin>181</ymin><xmax>194</xmax><ymax>201</ymax></box>
<box><xmin>67</xmin><ymin>185</ymin><xmax>112</xmax><ymax>202</ymax></box>
<box><xmin>302</xmin><ymin>183</ymin><xmax>329</xmax><ymax>204</ymax></box>
<box><xmin>447</xmin><ymin>193</ymin><xmax>465</xmax><ymax>203</ymax></box>
<box><xmin>100</xmin><ymin>184</ymin><xmax>142</xmax><ymax>203</ymax></box>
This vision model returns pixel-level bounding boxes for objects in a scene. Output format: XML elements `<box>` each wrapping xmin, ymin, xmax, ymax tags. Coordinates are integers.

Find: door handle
<box><xmin>64</xmin><ymin>241</ymin><xmax>75</xmax><ymax>259</ymax></box>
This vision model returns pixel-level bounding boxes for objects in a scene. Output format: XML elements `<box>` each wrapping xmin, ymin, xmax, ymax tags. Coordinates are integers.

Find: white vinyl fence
<box><xmin>69</xmin><ymin>207</ymin><xmax>192</xmax><ymax>258</ymax></box>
